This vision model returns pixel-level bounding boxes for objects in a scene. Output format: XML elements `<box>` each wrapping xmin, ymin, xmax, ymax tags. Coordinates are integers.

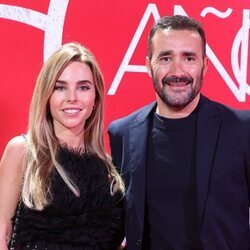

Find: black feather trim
<box><xmin>14</xmin><ymin>146</ymin><xmax>124</xmax><ymax>249</ymax></box>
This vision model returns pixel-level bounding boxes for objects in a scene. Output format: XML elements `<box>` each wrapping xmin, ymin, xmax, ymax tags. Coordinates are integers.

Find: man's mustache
<box><xmin>162</xmin><ymin>76</ymin><xmax>193</xmax><ymax>85</ymax></box>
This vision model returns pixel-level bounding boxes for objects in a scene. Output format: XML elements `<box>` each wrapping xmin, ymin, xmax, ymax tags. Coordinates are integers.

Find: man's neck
<box><xmin>156</xmin><ymin>94</ymin><xmax>200</xmax><ymax>119</ymax></box>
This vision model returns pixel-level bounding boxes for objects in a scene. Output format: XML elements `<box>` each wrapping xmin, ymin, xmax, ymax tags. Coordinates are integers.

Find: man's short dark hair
<box><xmin>147</xmin><ymin>15</ymin><xmax>206</xmax><ymax>59</ymax></box>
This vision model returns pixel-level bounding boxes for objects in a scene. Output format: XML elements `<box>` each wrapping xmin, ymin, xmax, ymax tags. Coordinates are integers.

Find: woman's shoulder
<box><xmin>0</xmin><ymin>135</ymin><xmax>26</xmax><ymax>170</ymax></box>
<box><xmin>5</xmin><ymin>135</ymin><xmax>26</xmax><ymax>155</ymax></box>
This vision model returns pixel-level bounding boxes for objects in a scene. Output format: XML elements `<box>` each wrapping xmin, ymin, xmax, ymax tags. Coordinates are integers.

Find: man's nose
<box><xmin>169</xmin><ymin>59</ymin><xmax>185</xmax><ymax>76</ymax></box>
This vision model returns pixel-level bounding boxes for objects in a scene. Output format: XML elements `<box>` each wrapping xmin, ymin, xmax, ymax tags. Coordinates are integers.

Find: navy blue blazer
<box><xmin>108</xmin><ymin>95</ymin><xmax>250</xmax><ymax>250</ymax></box>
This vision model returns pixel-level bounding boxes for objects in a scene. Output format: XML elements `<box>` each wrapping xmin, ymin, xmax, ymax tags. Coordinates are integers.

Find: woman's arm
<box><xmin>0</xmin><ymin>136</ymin><xmax>26</xmax><ymax>250</ymax></box>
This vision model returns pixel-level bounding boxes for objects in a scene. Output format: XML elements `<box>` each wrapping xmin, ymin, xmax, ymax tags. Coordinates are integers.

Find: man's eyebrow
<box><xmin>182</xmin><ymin>51</ymin><xmax>197</xmax><ymax>57</ymax></box>
<box><xmin>157</xmin><ymin>50</ymin><xmax>173</xmax><ymax>58</ymax></box>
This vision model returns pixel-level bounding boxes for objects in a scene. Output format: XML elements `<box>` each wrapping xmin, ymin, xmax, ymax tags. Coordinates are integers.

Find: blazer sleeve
<box><xmin>108</xmin><ymin>122</ymin><xmax>124</xmax><ymax>172</ymax></box>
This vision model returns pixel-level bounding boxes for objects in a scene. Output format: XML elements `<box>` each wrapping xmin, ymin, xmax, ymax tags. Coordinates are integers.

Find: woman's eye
<box><xmin>54</xmin><ymin>85</ymin><xmax>65</xmax><ymax>91</ymax></box>
<box><xmin>79</xmin><ymin>85</ymin><xmax>90</xmax><ymax>91</ymax></box>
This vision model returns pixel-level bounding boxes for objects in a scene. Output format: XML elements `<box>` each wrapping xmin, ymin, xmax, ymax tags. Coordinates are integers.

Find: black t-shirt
<box><xmin>143</xmin><ymin>110</ymin><xmax>202</xmax><ymax>249</ymax></box>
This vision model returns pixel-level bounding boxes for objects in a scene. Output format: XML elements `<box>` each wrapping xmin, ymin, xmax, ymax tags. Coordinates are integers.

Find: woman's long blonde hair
<box><xmin>22</xmin><ymin>42</ymin><xmax>124</xmax><ymax>210</ymax></box>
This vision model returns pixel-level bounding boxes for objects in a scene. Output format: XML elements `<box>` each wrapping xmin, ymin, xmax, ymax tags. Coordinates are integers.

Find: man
<box><xmin>108</xmin><ymin>15</ymin><xmax>250</xmax><ymax>249</ymax></box>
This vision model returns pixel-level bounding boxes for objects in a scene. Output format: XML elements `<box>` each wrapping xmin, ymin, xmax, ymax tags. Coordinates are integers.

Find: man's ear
<box><xmin>202</xmin><ymin>55</ymin><xmax>209</xmax><ymax>77</ymax></box>
<box><xmin>146</xmin><ymin>56</ymin><xmax>152</xmax><ymax>78</ymax></box>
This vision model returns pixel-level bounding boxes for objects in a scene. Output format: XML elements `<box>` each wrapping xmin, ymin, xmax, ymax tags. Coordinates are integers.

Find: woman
<box><xmin>0</xmin><ymin>42</ymin><xmax>124</xmax><ymax>249</ymax></box>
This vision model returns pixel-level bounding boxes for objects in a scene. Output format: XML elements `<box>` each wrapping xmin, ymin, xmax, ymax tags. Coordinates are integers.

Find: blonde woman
<box><xmin>0</xmin><ymin>42</ymin><xmax>124</xmax><ymax>249</ymax></box>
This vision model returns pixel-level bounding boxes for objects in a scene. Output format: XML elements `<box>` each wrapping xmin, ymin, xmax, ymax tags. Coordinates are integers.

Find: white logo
<box><xmin>108</xmin><ymin>4</ymin><xmax>250</xmax><ymax>102</ymax></box>
<box><xmin>0</xmin><ymin>0</ymin><xmax>69</xmax><ymax>61</ymax></box>
<box><xmin>0</xmin><ymin>2</ymin><xmax>248</xmax><ymax>101</ymax></box>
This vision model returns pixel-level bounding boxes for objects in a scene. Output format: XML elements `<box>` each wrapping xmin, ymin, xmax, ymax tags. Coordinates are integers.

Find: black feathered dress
<box><xmin>11</xmin><ymin>146</ymin><xmax>125</xmax><ymax>249</ymax></box>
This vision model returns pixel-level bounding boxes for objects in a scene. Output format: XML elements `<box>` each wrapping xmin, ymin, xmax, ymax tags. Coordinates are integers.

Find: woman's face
<box><xmin>49</xmin><ymin>61</ymin><xmax>96</xmax><ymax>137</ymax></box>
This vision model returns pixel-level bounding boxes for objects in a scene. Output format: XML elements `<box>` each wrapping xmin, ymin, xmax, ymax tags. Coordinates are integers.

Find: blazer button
<box><xmin>136</xmin><ymin>239</ymin><xmax>141</xmax><ymax>248</ymax></box>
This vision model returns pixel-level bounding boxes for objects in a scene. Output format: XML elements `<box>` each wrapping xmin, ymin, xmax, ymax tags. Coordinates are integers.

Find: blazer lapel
<box><xmin>196</xmin><ymin>96</ymin><xmax>221</xmax><ymax>228</ymax></box>
<box><xmin>128</xmin><ymin>102</ymin><xmax>156</xmax><ymax>234</ymax></box>
<box><xmin>126</xmin><ymin>98</ymin><xmax>221</xmax><ymax>232</ymax></box>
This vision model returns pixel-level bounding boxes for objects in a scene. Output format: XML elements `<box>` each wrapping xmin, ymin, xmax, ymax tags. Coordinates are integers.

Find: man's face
<box><xmin>146</xmin><ymin>29</ymin><xmax>208</xmax><ymax>111</ymax></box>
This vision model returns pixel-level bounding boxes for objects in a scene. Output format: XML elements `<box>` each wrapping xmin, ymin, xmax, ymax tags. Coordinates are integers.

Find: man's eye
<box><xmin>161</xmin><ymin>57</ymin><xmax>171</xmax><ymax>62</ymax></box>
<box><xmin>185</xmin><ymin>57</ymin><xmax>195</xmax><ymax>61</ymax></box>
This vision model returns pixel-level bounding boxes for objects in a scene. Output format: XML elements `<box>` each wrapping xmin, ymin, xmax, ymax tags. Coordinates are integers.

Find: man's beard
<box><xmin>152</xmin><ymin>71</ymin><xmax>203</xmax><ymax>109</ymax></box>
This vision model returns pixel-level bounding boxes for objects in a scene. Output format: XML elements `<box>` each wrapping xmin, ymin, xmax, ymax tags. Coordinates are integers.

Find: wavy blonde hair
<box><xmin>22</xmin><ymin>42</ymin><xmax>124</xmax><ymax>210</ymax></box>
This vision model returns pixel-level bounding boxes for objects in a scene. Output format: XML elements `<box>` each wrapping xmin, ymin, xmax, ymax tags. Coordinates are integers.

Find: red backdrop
<box><xmin>0</xmin><ymin>0</ymin><xmax>249</xmax><ymax>157</ymax></box>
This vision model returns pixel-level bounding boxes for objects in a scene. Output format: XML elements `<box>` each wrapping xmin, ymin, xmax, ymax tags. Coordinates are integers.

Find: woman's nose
<box><xmin>67</xmin><ymin>89</ymin><xmax>77</xmax><ymax>102</ymax></box>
